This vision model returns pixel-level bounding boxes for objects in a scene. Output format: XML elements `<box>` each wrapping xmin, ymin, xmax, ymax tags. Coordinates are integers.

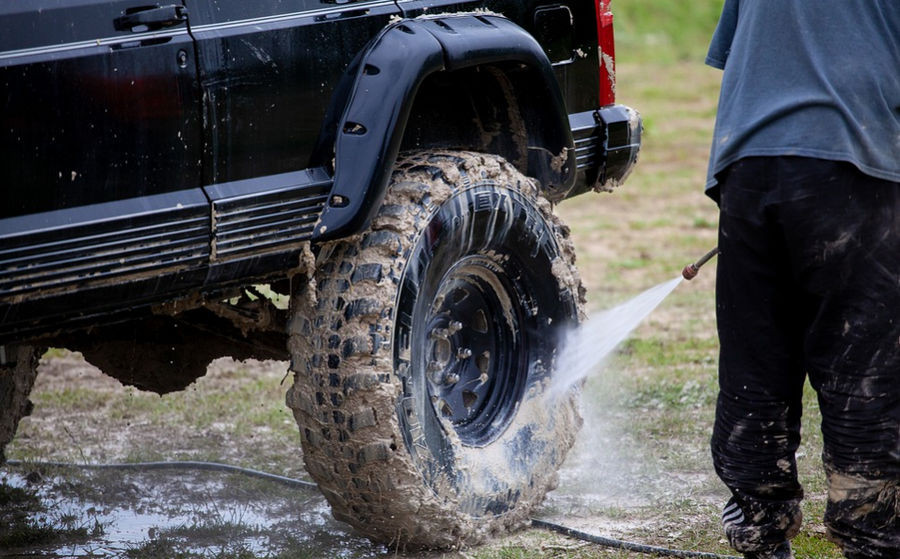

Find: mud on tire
<box><xmin>0</xmin><ymin>346</ymin><xmax>42</xmax><ymax>463</ymax></box>
<box><xmin>287</xmin><ymin>151</ymin><xmax>585</xmax><ymax>549</ymax></box>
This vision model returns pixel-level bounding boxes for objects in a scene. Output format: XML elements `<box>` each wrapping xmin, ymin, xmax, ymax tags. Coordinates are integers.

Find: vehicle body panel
<box><xmin>0</xmin><ymin>1</ymin><xmax>202</xmax><ymax>219</ymax></box>
<box><xmin>0</xmin><ymin>0</ymin><xmax>640</xmax><ymax>344</ymax></box>
<box><xmin>397</xmin><ymin>0</ymin><xmax>601</xmax><ymax>113</ymax></box>
<box><xmin>187</xmin><ymin>0</ymin><xmax>400</xmax><ymax>185</ymax></box>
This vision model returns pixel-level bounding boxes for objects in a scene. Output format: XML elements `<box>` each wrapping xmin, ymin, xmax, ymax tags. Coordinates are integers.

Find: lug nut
<box><xmin>456</xmin><ymin>347</ymin><xmax>472</xmax><ymax>359</ymax></box>
<box><xmin>430</xmin><ymin>328</ymin><xmax>449</xmax><ymax>340</ymax></box>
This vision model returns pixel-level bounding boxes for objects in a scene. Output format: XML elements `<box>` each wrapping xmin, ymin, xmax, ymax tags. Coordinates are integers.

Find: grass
<box><xmin>127</xmin><ymin>537</ymin><xmax>259</xmax><ymax>559</ymax></box>
<box><xmin>614</xmin><ymin>0</ymin><xmax>727</xmax><ymax>63</ymax></box>
<box><xmin>126</xmin><ymin>513</ymin><xmax>266</xmax><ymax>559</ymax></box>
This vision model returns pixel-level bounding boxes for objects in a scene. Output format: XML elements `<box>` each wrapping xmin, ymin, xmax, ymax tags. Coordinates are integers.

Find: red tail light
<box><xmin>595</xmin><ymin>0</ymin><xmax>616</xmax><ymax>106</ymax></box>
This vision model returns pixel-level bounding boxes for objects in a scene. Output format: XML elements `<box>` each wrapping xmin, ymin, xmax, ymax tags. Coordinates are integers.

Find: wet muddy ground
<box><xmin>2</xmin><ymin>350</ymin><xmax>731</xmax><ymax>558</ymax></box>
<box><xmin>2</xmin><ymin>420</ymin><xmax>725</xmax><ymax>559</ymax></box>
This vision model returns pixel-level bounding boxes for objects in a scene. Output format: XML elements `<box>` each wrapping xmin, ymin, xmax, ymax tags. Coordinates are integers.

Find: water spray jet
<box><xmin>548</xmin><ymin>247</ymin><xmax>720</xmax><ymax>398</ymax></box>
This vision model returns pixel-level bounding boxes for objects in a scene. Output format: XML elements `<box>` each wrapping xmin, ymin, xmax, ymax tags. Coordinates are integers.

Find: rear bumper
<box><xmin>568</xmin><ymin>105</ymin><xmax>642</xmax><ymax>197</ymax></box>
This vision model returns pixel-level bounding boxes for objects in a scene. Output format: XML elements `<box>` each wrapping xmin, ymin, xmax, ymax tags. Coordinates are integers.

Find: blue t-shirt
<box><xmin>705</xmin><ymin>0</ymin><xmax>900</xmax><ymax>199</ymax></box>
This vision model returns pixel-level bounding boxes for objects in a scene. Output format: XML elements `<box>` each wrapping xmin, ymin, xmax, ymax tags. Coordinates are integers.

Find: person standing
<box><xmin>704</xmin><ymin>1</ymin><xmax>900</xmax><ymax>558</ymax></box>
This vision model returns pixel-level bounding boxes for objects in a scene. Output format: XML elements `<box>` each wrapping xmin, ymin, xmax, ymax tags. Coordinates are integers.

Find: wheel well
<box><xmin>400</xmin><ymin>63</ymin><xmax>570</xmax><ymax>193</ymax></box>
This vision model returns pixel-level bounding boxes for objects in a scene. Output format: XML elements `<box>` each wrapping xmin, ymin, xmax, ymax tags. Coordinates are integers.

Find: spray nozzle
<box><xmin>682</xmin><ymin>247</ymin><xmax>719</xmax><ymax>280</ymax></box>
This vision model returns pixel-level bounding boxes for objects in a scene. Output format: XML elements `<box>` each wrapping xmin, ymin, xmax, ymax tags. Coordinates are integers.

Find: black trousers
<box><xmin>712</xmin><ymin>157</ymin><xmax>899</xmax><ymax>558</ymax></box>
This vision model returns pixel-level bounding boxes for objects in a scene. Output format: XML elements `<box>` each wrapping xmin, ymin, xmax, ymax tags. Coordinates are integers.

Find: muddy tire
<box><xmin>0</xmin><ymin>346</ymin><xmax>42</xmax><ymax>463</ymax></box>
<box><xmin>287</xmin><ymin>151</ymin><xmax>584</xmax><ymax>549</ymax></box>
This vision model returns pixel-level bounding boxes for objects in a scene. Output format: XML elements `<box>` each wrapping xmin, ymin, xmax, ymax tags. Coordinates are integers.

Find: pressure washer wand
<box><xmin>682</xmin><ymin>247</ymin><xmax>719</xmax><ymax>280</ymax></box>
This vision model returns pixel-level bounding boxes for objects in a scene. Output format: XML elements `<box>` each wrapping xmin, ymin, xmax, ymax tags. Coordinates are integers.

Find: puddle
<box><xmin>1</xmin><ymin>466</ymin><xmax>385</xmax><ymax>558</ymax></box>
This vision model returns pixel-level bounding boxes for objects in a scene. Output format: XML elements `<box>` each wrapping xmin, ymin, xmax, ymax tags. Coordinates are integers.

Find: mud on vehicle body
<box><xmin>0</xmin><ymin>0</ymin><xmax>640</xmax><ymax>549</ymax></box>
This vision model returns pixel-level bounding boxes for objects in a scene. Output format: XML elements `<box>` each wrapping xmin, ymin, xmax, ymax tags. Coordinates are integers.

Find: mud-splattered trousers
<box><xmin>712</xmin><ymin>157</ymin><xmax>899</xmax><ymax>558</ymax></box>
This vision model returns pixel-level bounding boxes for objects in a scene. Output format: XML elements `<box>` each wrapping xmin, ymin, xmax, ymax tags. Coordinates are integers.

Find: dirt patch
<box><xmin>9</xmin><ymin>352</ymin><xmax>305</xmax><ymax>478</ymax></box>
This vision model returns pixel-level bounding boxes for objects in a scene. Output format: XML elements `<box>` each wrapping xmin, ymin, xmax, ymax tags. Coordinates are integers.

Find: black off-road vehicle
<box><xmin>0</xmin><ymin>0</ymin><xmax>640</xmax><ymax>548</ymax></box>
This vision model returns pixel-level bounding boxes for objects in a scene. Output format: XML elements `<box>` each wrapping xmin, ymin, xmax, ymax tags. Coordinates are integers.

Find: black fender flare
<box><xmin>311</xmin><ymin>14</ymin><xmax>576</xmax><ymax>242</ymax></box>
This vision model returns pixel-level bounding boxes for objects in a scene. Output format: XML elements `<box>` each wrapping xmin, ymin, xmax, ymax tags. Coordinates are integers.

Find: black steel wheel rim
<box><xmin>393</xmin><ymin>184</ymin><xmax>578</xmax><ymax>484</ymax></box>
<box><xmin>421</xmin><ymin>256</ymin><xmax>526</xmax><ymax>446</ymax></box>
